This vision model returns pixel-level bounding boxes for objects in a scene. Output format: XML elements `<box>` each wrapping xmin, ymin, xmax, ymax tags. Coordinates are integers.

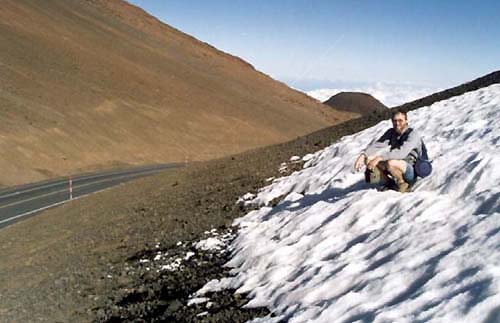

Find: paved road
<box><xmin>0</xmin><ymin>163</ymin><xmax>183</xmax><ymax>229</ymax></box>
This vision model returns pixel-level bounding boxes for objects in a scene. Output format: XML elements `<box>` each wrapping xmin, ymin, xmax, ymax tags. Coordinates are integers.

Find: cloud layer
<box><xmin>307</xmin><ymin>83</ymin><xmax>443</xmax><ymax>107</ymax></box>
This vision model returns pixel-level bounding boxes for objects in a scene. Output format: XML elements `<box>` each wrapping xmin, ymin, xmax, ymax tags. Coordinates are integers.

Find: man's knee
<box><xmin>386</xmin><ymin>160</ymin><xmax>406</xmax><ymax>173</ymax></box>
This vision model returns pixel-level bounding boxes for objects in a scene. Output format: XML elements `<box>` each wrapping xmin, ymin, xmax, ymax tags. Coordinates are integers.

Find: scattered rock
<box><xmin>94</xmin><ymin>227</ymin><xmax>270</xmax><ymax>322</ymax></box>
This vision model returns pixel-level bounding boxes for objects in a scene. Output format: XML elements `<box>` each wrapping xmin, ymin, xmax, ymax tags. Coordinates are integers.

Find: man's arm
<box><xmin>354</xmin><ymin>129</ymin><xmax>392</xmax><ymax>172</ymax></box>
<box><xmin>364</xmin><ymin>129</ymin><xmax>392</xmax><ymax>159</ymax></box>
<box><xmin>354</xmin><ymin>153</ymin><xmax>367</xmax><ymax>171</ymax></box>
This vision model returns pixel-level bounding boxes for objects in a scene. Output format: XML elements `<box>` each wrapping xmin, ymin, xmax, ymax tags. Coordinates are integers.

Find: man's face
<box><xmin>392</xmin><ymin>112</ymin><xmax>408</xmax><ymax>135</ymax></box>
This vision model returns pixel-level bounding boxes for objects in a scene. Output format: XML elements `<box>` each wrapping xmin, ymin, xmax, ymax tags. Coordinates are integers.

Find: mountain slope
<box><xmin>0</xmin><ymin>0</ymin><xmax>352</xmax><ymax>186</ymax></box>
<box><xmin>396</xmin><ymin>70</ymin><xmax>500</xmax><ymax>112</ymax></box>
<box><xmin>203</xmin><ymin>84</ymin><xmax>500</xmax><ymax>322</ymax></box>
<box><xmin>324</xmin><ymin>91</ymin><xmax>388</xmax><ymax>115</ymax></box>
<box><xmin>0</xmin><ymin>72</ymin><xmax>498</xmax><ymax>321</ymax></box>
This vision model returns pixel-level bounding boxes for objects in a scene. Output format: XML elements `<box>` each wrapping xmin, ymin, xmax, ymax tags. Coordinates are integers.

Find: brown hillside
<box><xmin>0</xmin><ymin>0</ymin><xmax>355</xmax><ymax>186</ymax></box>
<box><xmin>324</xmin><ymin>91</ymin><xmax>388</xmax><ymax>115</ymax></box>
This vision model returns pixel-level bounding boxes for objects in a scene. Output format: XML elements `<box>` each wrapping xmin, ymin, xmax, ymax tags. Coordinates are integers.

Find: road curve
<box><xmin>0</xmin><ymin>163</ymin><xmax>183</xmax><ymax>229</ymax></box>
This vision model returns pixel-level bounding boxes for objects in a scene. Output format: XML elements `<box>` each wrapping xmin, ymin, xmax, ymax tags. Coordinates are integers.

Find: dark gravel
<box><xmin>94</xmin><ymin>227</ymin><xmax>270</xmax><ymax>322</ymax></box>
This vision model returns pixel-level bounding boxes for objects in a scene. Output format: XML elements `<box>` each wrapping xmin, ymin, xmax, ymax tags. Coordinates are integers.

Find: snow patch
<box><xmin>205</xmin><ymin>84</ymin><xmax>500</xmax><ymax>322</ymax></box>
<box><xmin>195</xmin><ymin>237</ymin><xmax>225</xmax><ymax>251</ymax></box>
<box><xmin>187</xmin><ymin>297</ymin><xmax>209</xmax><ymax>306</ymax></box>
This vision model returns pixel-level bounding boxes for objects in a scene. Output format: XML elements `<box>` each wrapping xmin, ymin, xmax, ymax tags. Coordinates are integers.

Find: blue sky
<box><xmin>127</xmin><ymin>0</ymin><xmax>499</xmax><ymax>90</ymax></box>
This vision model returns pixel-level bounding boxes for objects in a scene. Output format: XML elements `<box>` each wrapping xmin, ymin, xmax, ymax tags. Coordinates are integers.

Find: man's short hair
<box><xmin>391</xmin><ymin>108</ymin><xmax>407</xmax><ymax>120</ymax></box>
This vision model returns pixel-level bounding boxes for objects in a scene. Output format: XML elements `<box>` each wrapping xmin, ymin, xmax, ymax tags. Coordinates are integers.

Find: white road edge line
<box><xmin>0</xmin><ymin>188</ymin><xmax>112</xmax><ymax>226</ymax></box>
<box><xmin>0</xmin><ymin>165</ymin><xmax>173</xmax><ymax>199</ymax></box>
<box><xmin>0</xmin><ymin>169</ymin><xmax>164</xmax><ymax>209</ymax></box>
<box><xmin>0</xmin><ymin>169</ymin><xmax>164</xmax><ymax>225</ymax></box>
<box><xmin>0</xmin><ymin>201</ymin><xmax>67</xmax><ymax>225</ymax></box>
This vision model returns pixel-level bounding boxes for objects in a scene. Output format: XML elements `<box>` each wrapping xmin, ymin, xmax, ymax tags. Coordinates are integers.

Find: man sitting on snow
<box><xmin>354</xmin><ymin>108</ymin><xmax>424</xmax><ymax>193</ymax></box>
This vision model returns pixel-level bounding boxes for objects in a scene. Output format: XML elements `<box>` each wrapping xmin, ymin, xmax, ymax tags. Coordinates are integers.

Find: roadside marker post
<box><xmin>69</xmin><ymin>176</ymin><xmax>73</xmax><ymax>200</ymax></box>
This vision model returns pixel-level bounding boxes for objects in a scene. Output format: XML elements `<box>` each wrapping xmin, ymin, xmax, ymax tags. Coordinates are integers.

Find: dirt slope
<box><xmin>324</xmin><ymin>91</ymin><xmax>388</xmax><ymax>116</ymax></box>
<box><xmin>0</xmin><ymin>0</ymin><xmax>353</xmax><ymax>186</ymax></box>
<box><xmin>0</xmin><ymin>71</ymin><xmax>498</xmax><ymax>322</ymax></box>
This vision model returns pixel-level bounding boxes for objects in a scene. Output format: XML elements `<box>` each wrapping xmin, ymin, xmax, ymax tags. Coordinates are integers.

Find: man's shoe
<box><xmin>378</xmin><ymin>185</ymin><xmax>391</xmax><ymax>192</ymax></box>
<box><xmin>397</xmin><ymin>181</ymin><xmax>410</xmax><ymax>193</ymax></box>
<box><xmin>378</xmin><ymin>179</ymin><xmax>397</xmax><ymax>192</ymax></box>
<box><xmin>391</xmin><ymin>168</ymin><xmax>410</xmax><ymax>193</ymax></box>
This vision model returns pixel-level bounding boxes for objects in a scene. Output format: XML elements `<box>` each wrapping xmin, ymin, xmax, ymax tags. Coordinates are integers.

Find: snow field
<box><xmin>204</xmin><ymin>85</ymin><xmax>500</xmax><ymax>322</ymax></box>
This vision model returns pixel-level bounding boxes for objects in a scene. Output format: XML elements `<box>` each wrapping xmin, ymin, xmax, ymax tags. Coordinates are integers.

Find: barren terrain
<box><xmin>0</xmin><ymin>0</ymin><xmax>353</xmax><ymax>186</ymax></box>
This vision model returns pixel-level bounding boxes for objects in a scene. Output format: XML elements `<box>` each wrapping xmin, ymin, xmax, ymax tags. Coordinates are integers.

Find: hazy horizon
<box><xmin>127</xmin><ymin>0</ymin><xmax>499</xmax><ymax>92</ymax></box>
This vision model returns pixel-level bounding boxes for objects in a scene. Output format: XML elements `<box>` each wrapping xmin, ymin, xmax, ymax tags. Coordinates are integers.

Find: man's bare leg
<box><xmin>384</xmin><ymin>160</ymin><xmax>410</xmax><ymax>192</ymax></box>
<box><xmin>372</xmin><ymin>161</ymin><xmax>392</xmax><ymax>190</ymax></box>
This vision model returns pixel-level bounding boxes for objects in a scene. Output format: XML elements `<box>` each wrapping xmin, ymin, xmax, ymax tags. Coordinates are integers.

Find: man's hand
<box><xmin>354</xmin><ymin>153</ymin><xmax>367</xmax><ymax>172</ymax></box>
<box><xmin>367</xmin><ymin>156</ymin><xmax>383</xmax><ymax>171</ymax></box>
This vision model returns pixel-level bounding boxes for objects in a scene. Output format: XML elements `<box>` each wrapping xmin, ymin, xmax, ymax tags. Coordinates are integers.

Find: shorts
<box><xmin>403</xmin><ymin>162</ymin><xmax>417</xmax><ymax>184</ymax></box>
